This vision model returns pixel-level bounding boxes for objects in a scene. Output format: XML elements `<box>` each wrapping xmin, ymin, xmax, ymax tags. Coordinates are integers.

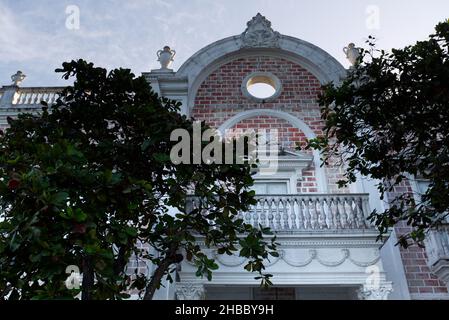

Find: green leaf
<box><xmin>141</xmin><ymin>139</ymin><xmax>151</xmax><ymax>151</ymax></box>
<box><xmin>73</xmin><ymin>208</ymin><xmax>87</xmax><ymax>222</ymax></box>
<box><xmin>52</xmin><ymin>192</ymin><xmax>69</xmax><ymax>207</ymax></box>
<box><xmin>124</xmin><ymin>226</ymin><xmax>138</xmax><ymax>237</ymax></box>
<box><xmin>153</xmin><ymin>153</ymin><xmax>170</xmax><ymax>163</ymax></box>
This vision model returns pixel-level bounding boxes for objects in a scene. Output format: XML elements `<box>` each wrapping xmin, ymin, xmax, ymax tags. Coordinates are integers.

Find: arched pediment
<box><xmin>176</xmin><ymin>13</ymin><xmax>346</xmax><ymax>114</ymax></box>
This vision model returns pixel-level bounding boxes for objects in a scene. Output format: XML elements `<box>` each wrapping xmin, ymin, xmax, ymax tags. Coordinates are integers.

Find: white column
<box><xmin>0</xmin><ymin>85</ymin><xmax>18</xmax><ymax>108</ymax></box>
<box><xmin>175</xmin><ymin>283</ymin><xmax>206</xmax><ymax>300</ymax></box>
<box><xmin>358</xmin><ymin>282</ymin><xmax>393</xmax><ymax>300</ymax></box>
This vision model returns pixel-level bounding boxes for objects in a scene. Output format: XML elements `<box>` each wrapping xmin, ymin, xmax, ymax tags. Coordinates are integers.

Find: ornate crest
<box><xmin>241</xmin><ymin>13</ymin><xmax>281</xmax><ymax>48</ymax></box>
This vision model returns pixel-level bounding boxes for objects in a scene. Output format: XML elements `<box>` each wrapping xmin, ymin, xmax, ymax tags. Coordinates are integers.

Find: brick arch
<box><xmin>191</xmin><ymin>55</ymin><xmax>329</xmax><ymax>193</ymax></box>
<box><xmin>217</xmin><ymin>109</ymin><xmax>327</xmax><ymax>193</ymax></box>
<box><xmin>227</xmin><ymin>115</ymin><xmax>318</xmax><ymax>194</ymax></box>
<box><xmin>228</xmin><ymin>115</ymin><xmax>309</xmax><ymax>151</ymax></box>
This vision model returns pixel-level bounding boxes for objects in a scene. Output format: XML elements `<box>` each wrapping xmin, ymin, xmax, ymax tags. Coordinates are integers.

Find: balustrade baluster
<box><xmin>268</xmin><ymin>198</ymin><xmax>275</xmax><ymax>229</ymax></box>
<box><xmin>346</xmin><ymin>197</ymin><xmax>355</xmax><ymax>228</ymax></box>
<box><xmin>311</xmin><ymin>197</ymin><xmax>319</xmax><ymax>229</ymax></box>
<box><xmin>355</xmin><ymin>197</ymin><xmax>365</xmax><ymax>228</ymax></box>
<box><xmin>302</xmin><ymin>198</ymin><xmax>311</xmax><ymax>229</ymax></box>
<box><xmin>325</xmin><ymin>198</ymin><xmax>332</xmax><ymax>229</ymax></box>
<box><xmin>42</xmin><ymin>92</ymin><xmax>49</xmax><ymax>105</ymax></box>
<box><xmin>323</xmin><ymin>198</ymin><xmax>331</xmax><ymax>229</ymax></box>
<box><xmin>13</xmin><ymin>92</ymin><xmax>21</xmax><ymax>104</ymax></box>
<box><xmin>318</xmin><ymin>197</ymin><xmax>326</xmax><ymax>229</ymax></box>
<box><xmin>245</xmin><ymin>207</ymin><xmax>252</xmax><ymax>225</ymax></box>
<box><xmin>339</xmin><ymin>198</ymin><xmax>348</xmax><ymax>228</ymax></box>
<box><xmin>48</xmin><ymin>92</ymin><xmax>54</xmax><ymax>104</ymax></box>
<box><xmin>273</xmin><ymin>197</ymin><xmax>281</xmax><ymax>229</ymax></box>
<box><xmin>333</xmin><ymin>197</ymin><xmax>342</xmax><ymax>229</ymax></box>
<box><xmin>252</xmin><ymin>200</ymin><xmax>259</xmax><ymax>228</ymax></box>
<box><xmin>35</xmin><ymin>93</ymin><xmax>41</xmax><ymax>104</ymax></box>
<box><xmin>291</xmin><ymin>198</ymin><xmax>299</xmax><ymax>229</ymax></box>
<box><xmin>282</xmin><ymin>198</ymin><xmax>290</xmax><ymax>230</ymax></box>
<box><xmin>26</xmin><ymin>93</ymin><xmax>33</xmax><ymax>104</ymax></box>
<box><xmin>362</xmin><ymin>197</ymin><xmax>370</xmax><ymax>228</ymax></box>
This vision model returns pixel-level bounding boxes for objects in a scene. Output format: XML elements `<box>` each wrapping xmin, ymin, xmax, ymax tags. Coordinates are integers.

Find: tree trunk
<box><xmin>81</xmin><ymin>255</ymin><xmax>95</xmax><ymax>300</ymax></box>
<box><xmin>143</xmin><ymin>250</ymin><xmax>183</xmax><ymax>300</ymax></box>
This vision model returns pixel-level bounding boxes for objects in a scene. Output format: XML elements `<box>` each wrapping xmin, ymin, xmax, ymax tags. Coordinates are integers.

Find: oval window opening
<box><xmin>247</xmin><ymin>82</ymin><xmax>276</xmax><ymax>99</ymax></box>
<box><xmin>243</xmin><ymin>73</ymin><xmax>281</xmax><ymax>101</ymax></box>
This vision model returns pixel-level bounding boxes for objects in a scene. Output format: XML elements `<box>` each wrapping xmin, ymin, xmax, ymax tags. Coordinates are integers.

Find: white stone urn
<box><xmin>157</xmin><ymin>46</ymin><xmax>176</xmax><ymax>69</ymax></box>
<box><xmin>11</xmin><ymin>70</ymin><xmax>26</xmax><ymax>86</ymax></box>
<box><xmin>343</xmin><ymin>43</ymin><xmax>362</xmax><ymax>66</ymax></box>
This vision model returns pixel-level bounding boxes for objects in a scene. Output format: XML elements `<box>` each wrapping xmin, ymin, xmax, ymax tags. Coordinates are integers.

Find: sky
<box><xmin>0</xmin><ymin>0</ymin><xmax>448</xmax><ymax>87</ymax></box>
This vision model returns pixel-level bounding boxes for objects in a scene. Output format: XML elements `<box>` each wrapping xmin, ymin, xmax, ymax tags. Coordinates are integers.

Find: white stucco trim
<box><xmin>217</xmin><ymin>108</ymin><xmax>328</xmax><ymax>193</ymax></box>
<box><xmin>175</xmin><ymin>33</ymin><xmax>346</xmax><ymax>116</ymax></box>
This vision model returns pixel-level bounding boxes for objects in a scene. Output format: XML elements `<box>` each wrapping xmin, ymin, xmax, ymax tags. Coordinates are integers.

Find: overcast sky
<box><xmin>1</xmin><ymin>0</ymin><xmax>448</xmax><ymax>86</ymax></box>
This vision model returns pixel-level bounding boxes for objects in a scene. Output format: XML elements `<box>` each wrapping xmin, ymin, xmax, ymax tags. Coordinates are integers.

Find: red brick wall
<box><xmin>387</xmin><ymin>180</ymin><xmax>448</xmax><ymax>296</ymax></box>
<box><xmin>228</xmin><ymin>115</ymin><xmax>317</xmax><ymax>193</ymax></box>
<box><xmin>193</xmin><ymin>57</ymin><xmax>322</xmax><ymax>128</ymax></box>
<box><xmin>192</xmin><ymin>56</ymin><xmax>346</xmax><ymax>193</ymax></box>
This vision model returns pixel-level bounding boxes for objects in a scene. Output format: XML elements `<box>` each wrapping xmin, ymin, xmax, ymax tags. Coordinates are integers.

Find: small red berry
<box><xmin>72</xmin><ymin>223</ymin><xmax>87</xmax><ymax>234</ymax></box>
<box><xmin>7</xmin><ymin>179</ymin><xmax>20</xmax><ymax>190</ymax></box>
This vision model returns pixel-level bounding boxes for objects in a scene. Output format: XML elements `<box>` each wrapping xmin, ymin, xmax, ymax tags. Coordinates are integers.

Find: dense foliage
<box><xmin>309</xmin><ymin>21</ymin><xmax>449</xmax><ymax>247</ymax></box>
<box><xmin>0</xmin><ymin>60</ymin><xmax>277</xmax><ymax>300</ymax></box>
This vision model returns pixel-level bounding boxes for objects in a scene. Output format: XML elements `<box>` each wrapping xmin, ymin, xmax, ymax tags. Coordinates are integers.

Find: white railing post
<box><xmin>0</xmin><ymin>86</ymin><xmax>18</xmax><ymax>108</ymax></box>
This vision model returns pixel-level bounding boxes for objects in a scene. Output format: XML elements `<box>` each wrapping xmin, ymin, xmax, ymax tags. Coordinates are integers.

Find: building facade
<box><xmin>1</xmin><ymin>14</ymin><xmax>449</xmax><ymax>300</ymax></box>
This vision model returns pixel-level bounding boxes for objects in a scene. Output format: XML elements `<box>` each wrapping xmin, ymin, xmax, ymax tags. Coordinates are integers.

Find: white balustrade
<box><xmin>187</xmin><ymin>193</ymin><xmax>373</xmax><ymax>231</ymax></box>
<box><xmin>12</xmin><ymin>87</ymin><xmax>64</xmax><ymax>106</ymax></box>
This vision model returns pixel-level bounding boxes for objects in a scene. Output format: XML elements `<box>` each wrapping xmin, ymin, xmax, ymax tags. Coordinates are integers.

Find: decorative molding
<box><xmin>357</xmin><ymin>283</ymin><xmax>393</xmax><ymax>300</ymax></box>
<box><xmin>175</xmin><ymin>282</ymin><xmax>205</xmax><ymax>300</ymax></box>
<box><xmin>281</xmin><ymin>249</ymin><xmax>315</xmax><ymax>267</ymax></box>
<box><xmin>205</xmin><ymin>248</ymin><xmax>381</xmax><ymax>269</ymax></box>
<box><xmin>241</xmin><ymin>13</ymin><xmax>281</xmax><ymax>48</ymax></box>
<box><xmin>314</xmin><ymin>249</ymin><xmax>349</xmax><ymax>267</ymax></box>
<box><xmin>194</xmin><ymin>236</ymin><xmax>383</xmax><ymax>248</ymax></box>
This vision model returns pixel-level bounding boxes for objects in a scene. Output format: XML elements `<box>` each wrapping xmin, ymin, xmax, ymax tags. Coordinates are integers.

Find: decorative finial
<box><xmin>241</xmin><ymin>13</ymin><xmax>280</xmax><ymax>48</ymax></box>
<box><xmin>11</xmin><ymin>71</ymin><xmax>26</xmax><ymax>86</ymax></box>
<box><xmin>343</xmin><ymin>43</ymin><xmax>362</xmax><ymax>66</ymax></box>
<box><xmin>157</xmin><ymin>45</ymin><xmax>176</xmax><ymax>70</ymax></box>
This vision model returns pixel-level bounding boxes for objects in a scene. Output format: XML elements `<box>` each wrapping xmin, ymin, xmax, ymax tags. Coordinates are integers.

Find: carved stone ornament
<box><xmin>11</xmin><ymin>71</ymin><xmax>26</xmax><ymax>86</ymax></box>
<box><xmin>357</xmin><ymin>283</ymin><xmax>393</xmax><ymax>300</ymax></box>
<box><xmin>241</xmin><ymin>13</ymin><xmax>281</xmax><ymax>48</ymax></box>
<box><xmin>175</xmin><ymin>283</ymin><xmax>205</xmax><ymax>300</ymax></box>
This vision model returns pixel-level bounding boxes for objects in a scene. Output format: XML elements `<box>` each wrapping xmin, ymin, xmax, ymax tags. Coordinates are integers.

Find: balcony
<box><xmin>181</xmin><ymin>193</ymin><xmax>392</xmax><ymax>299</ymax></box>
<box><xmin>187</xmin><ymin>193</ymin><xmax>373</xmax><ymax>232</ymax></box>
